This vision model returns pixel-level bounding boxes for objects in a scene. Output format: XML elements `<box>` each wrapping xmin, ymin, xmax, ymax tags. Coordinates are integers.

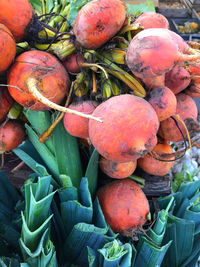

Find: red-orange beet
<box><xmin>89</xmin><ymin>94</ymin><xmax>159</xmax><ymax>162</ymax></box>
<box><xmin>0</xmin><ymin>24</ymin><xmax>16</xmax><ymax>73</ymax></box>
<box><xmin>185</xmin><ymin>84</ymin><xmax>200</xmax><ymax>98</ymax></box>
<box><xmin>97</xmin><ymin>179</ymin><xmax>150</xmax><ymax>234</ymax></box>
<box><xmin>99</xmin><ymin>157</ymin><xmax>137</xmax><ymax>178</ymax></box>
<box><xmin>138</xmin><ymin>142</ymin><xmax>175</xmax><ymax>176</ymax></box>
<box><xmin>73</xmin><ymin>0</ymin><xmax>126</xmax><ymax>49</ymax></box>
<box><xmin>0</xmin><ymin>120</ymin><xmax>25</xmax><ymax>153</ymax></box>
<box><xmin>0</xmin><ymin>87</ymin><xmax>14</xmax><ymax>123</ymax></box>
<box><xmin>126</xmin><ymin>28</ymin><xmax>200</xmax><ymax>79</ymax></box>
<box><xmin>134</xmin><ymin>12</ymin><xmax>169</xmax><ymax>29</ymax></box>
<box><xmin>63</xmin><ymin>53</ymin><xmax>84</xmax><ymax>74</ymax></box>
<box><xmin>0</xmin><ymin>0</ymin><xmax>34</xmax><ymax>42</ymax></box>
<box><xmin>165</xmin><ymin>65</ymin><xmax>191</xmax><ymax>94</ymax></box>
<box><xmin>7</xmin><ymin>50</ymin><xmax>70</xmax><ymax>111</ymax></box>
<box><xmin>158</xmin><ymin>93</ymin><xmax>198</xmax><ymax>142</ymax></box>
<box><xmin>63</xmin><ymin>100</ymin><xmax>98</xmax><ymax>139</ymax></box>
<box><xmin>147</xmin><ymin>86</ymin><xmax>177</xmax><ymax>121</ymax></box>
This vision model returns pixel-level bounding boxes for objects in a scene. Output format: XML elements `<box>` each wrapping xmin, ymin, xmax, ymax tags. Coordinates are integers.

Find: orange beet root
<box><xmin>0</xmin><ymin>120</ymin><xmax>25</xmax><ymax>153</ymax></box>
<box><xmin>97</xmin><ymin>179</ymin><xmax>150</xmax><ymax>234</ymax></box>
<box><xmin>158</xmin><ymin>93</ymin><xmax>198</xmax><ymax>142</ymax></box>
<box><xmin>63</xmin><ymin>53</ymin><xmax>84</xmax><ymax>74</ymax></box>
<box><xmin>89</xmin><ymin>94</ymin><xmax>159</xmax><ymax>162</ymax></box>
<box><xmin>138</xmin><ymin>142</ymin><xmax>175</xmax><ymax>176</ymax></box>
<box><xmin>99</xmin><ymin>157</ymin><xmax>137</xmax><ymax>178</ymax></box>
<box><xmin>0</xmin><ymin>0</ymin><xmax>33</xmax><ymax>42</ymax></box>
<box><xmin>165</xmin><ymin>65</ymin><xmax>191</xmax><ymax>94</ymax></box>
<box><xmin>7</xmin><ymin>50</ymin><xmax>70</xmax><ymax>111</ymax></box>
<box><xmin>134</xmin><ymin>12</ymin><xmax>169</xmax><ymax>29</ymax></box>
<box><xmin>0</xmin><ymin>87</ymin><xmax>14</xmax><ymax>123</ymax></box>
<box><xmin>73</xmin><ymin>0</ymin><xmax>126</xmax><ymax>49</ymax></box>
<box><xmin>63</xmin><ymin>100</ymin><xmax>98</xmax><ymax>139</ymax></box>
<box><xmin>147</xmin><ymin>86</ymin><xmax>177</xmax><ymax>121</ymax></box>
<box><xmin>0</xmin><ymin>24</ymin><xmax>16</xmax><ymax>73</ymax></box>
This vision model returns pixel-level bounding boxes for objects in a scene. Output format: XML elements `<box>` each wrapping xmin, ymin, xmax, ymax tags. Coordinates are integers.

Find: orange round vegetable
<box><xmin>73</xmin><ymin>0</ymin><xmax>126</xmax><ymax>49</ymax></box>
<box><xmin>7</xmin><ymin>50</ymin><xmax>70</xmax><ymax>111</ymax></box>
<box><xmin>0</xmin><ymin>86</ymin><xmax>14</xmax><ymax>123</ymax></box>
<box><xmin>138</xmin><ymin>142</ymin><xmax>175</xmax><ymax>176</ymax></box>
<box><xmin>0</xmin><ymin>24</ymin><xmax>16</xmax><ymax>73</ymax></box>
<box><xmin>134</xmin><ymin>12</ymin><xmax>169</xmax><ymax>29</ymax></box>
<box><xmin>97</xmin><ymin>179</ymin><xmax>150</xmax><ymax>234</ymax></box>
<box><xmin>89</xmin><ymin>94</ymin><xmax>159</xmax><ymax>162</ymax></box>
<box><xmin>0</xmin><ymin>120</ymin><xmax>25</xmax><ymax>153</ymax></box>
<box><xmin>63</xmin><ymin>53</ymin><xmax>84</xmax><ymax>74</ymax></box>
<box><xmin>99</xmin><ymin>157</ymin><xmax>137</xmax><ymax>178</ymax></box>
<box><xmin>0</xmin><ymin>0</ymin><xmax>33</xmax><ymax>42</ymax></box>
<box><xmin>158</xmin><ymin>93</ymin><xmax>198</xmax><ymax>142</ymax></box>
<box><xmin>165</xmin><ymin>65</ymin><xmax>191</xmax><ymax>94</ymax></box>
<box><xmin>185</xmin><ymin>84</ymin><xmax>200</xmax><ymax>98</ymax></box>
<box><xmin>63</xmin><ymin>100</ymin><xmax>98</xmax><ymax>139</ymax></box>
<box><xmin>147</xmin><ymin>86</ymin><xmax>177</xmax><ymax>121</ymax></box>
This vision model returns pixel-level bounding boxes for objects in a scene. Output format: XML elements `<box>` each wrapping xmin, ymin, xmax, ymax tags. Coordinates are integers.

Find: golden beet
<box><xmin>99</xmin><ymin>157</ymin><xmax>137</xmax><ymax>178</ymax></box>
<box><xmin>89</xmin><ymin>94</ymin><xmax>159</xmax><ymax>162</ymax></box>
<box><xmin>138</xmin><ymin>142</ymin><xmax>175</xmax><ymax>176</ymax></box>
<box><xmin>97</xmin><ymin>179</ymin><xmax>149</xmax><ymax>234</ymax></box>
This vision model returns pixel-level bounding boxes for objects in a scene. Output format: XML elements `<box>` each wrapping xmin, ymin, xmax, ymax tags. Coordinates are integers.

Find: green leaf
<box><xmin>25</xmin><ymin>124</ymin><xmax>60</xmax><ymax>181</ymax></box>
<box><xmin>0</xmin><ymin>257</ymin><xmax>20</xmax><ymax>267</ymax></box>
<box><xmin>64</xmin><ymin>223</ymin><xmax>115</xmax><ymax>265</ymax></box>
<box><xmin>60</xmin><ymin>178</ymin><xmax>93</xmax><ymax>236</ymax></box>
<box><xmin>181</xmin><ymin>232</ymin><xmax>200</xmax><ymax>267</ymax></box>
<box><xmin>68</xmin><ymin>0</ymin><xmax>91</xmax><ymax>24</ymax></box>
<box><xmin>183</xmin><ymin>206</ymin><xmax>200</xmax><ymax>234</ymax></box>
<box><xmin>52</xmin><ymin>118</ymin><xmax>82</xmax><ymax>188</ymax></box>
<box><xmin>25</xmin><ymin>184</ymin><xmax>55</xmax><ymax>231</ymax></box>
<box><xmin>92</xmin><ymin>199</ymin><xmax>116</xmax><ymax>238</ymax></box>
<box><xmin>126</xmin><ymin>1</ymin><xmax>155</xmax><ymax>16</ymax></box>
<box><xmin>0</xmin><ymin>171</ymin><xmax>21</xmax><ymax>211</ymax></box>
<box><xmin>23</xmin><ymin>109</ymin><xmax>55</xmax><ymax>155</ymax></box>
<box><xmin>88</xmin><ymin>239</ymin><xmax>133</xmax><ymax>267</ymax></box>
<box><xmin>85</xmin><ymin>149</ymin><xmax>99</xmax><ymax>198</ymax></box>
<box><xmin>162</xmin><ymin>214</ymin><xmax>195</xmax><ymax>266</ymax></box>
<box><xmin>21</xmin><ymin>212</ymin><xmax>53</xmax><ymax>253</ymax></box>
<box><xmin>134</xmin><ymin>236</ymin><xmax>172</xmax><ymax>267</ymax></box>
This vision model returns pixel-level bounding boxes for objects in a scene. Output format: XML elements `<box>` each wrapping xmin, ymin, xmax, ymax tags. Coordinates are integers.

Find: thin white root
<box><xmin>27</xmin><ymin>77</ymin><xmax>103</xmax><ymax>123</ymax></box>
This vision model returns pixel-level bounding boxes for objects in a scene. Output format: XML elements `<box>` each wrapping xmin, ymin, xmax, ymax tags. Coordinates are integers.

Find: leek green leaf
<box><xmin>134</xmin><ymin>236</ymin><xmax>172</xmax><ymax>267</ymax></box>
<box><xmin>52</xmin><ymin>118</ymin><xmax>82</xmax><ymax>188</ymax></box>
<box><xmin>85</xmin><ymin>149</ymin><xmax>99</xmax><ymax>198</ymax></box>
<box><xmin>25</xmin><ymin>124</ymin><xmax>60</xmax><ymax>181</ymax></box>
<box><xmin>23</xmin><ymin>109</ymin><xmax>55</xmax><ymax>154</ymax></box>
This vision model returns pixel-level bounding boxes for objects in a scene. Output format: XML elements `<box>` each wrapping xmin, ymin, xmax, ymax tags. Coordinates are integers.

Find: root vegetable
<box><xmin>134</xmin><ymin>12</ymin><xmax>169</xmax><ymax>29</ymax></box>
<box><xmin>73</xmin><ymin>0</ymin><xmax>126</xmax><ymax>49</ymax></box>
<box><xmin>126</xmin><ymin>28</ymin><xmax>200</xmax><ymax>80</ymax></box>
<box><xmin>0</xmin><ymin>87</ymin><xmax>14</xmax><ymax>123</ymax></box>
<box><xmin>63</xmin><ymin>54</ymin><xmax>84</xmax><ymax>74</ymax></box>
<box><xmin>63</xmin><ymin>100</ymin><xmax>98</xmax><ymax>139</ymax></box>
<box><xmin>0</xmin><ymin>24</ymin><xmax>16</xmax><ymax>73</ymax></box>
<box><xmin>0</xmin><ymin>120</ymin><xmax>25</xmax><ymax>153</ymax></box>
<box><xmin>0</xmin><ymin>0</ymin><xmax>33</xmax><ymax>42</ymax></box>
<box><xmin>185</xmin><ymin>84</ymin><xmax>200</xmax><ymax>97</ymax></box>
<box><xmin>7</xmin><ymin>50</ymin><xmax>70</xmax><ymax>111</ymax></box>
<box><xmin>158</xmin><ymin>93</ymin><xmax>198</xmax><ymax>142</ymax></box>
<box><xmin>89</xmin><ymin>94</ymin><xmax>159</xmax><ymax>162</ymax></box>
<box><xmin>99</xmin><ymin>157</ymin><xmax>137</xmax><ymax>178</ymax></box>
<box><xmin>165</xmin><ymin>66</ymin><xmax>191</xmax><ymax>94</ymax></box>
<box><xmin>138</xmin><ymin>142</ymin><xmax>175</xmax><ymax>176</ymax></box>
<box><xmin>97</xmin><ymin>179</ymin><xmax>150</xmax><ymax>235</ymax></box>
<box><xmin>147</xmin><ymin>86</ymin><xmax>177</xmax><ymax>121</ymax></box>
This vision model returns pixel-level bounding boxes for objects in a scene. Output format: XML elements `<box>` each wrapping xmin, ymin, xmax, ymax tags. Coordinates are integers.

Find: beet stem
<box><xmin>26</xmin><ymin>77</ymin><xmax>103</xmax><ymax>122</ymax></box>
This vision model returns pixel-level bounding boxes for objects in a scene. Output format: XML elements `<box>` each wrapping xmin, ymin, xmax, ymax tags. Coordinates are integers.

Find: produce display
<box><xmin>0</xmin><ymin>0</ymin><xmax>200</xmax><ymax>266</ymax></box>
